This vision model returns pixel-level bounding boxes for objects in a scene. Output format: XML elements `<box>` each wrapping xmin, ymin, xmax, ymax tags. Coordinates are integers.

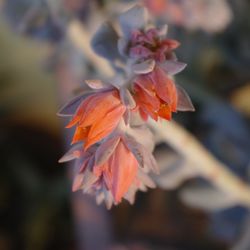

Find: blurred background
<box><xmin>0</xmin><ymin>0</ymin><xmax>250</xmax><ymax>249</ymax></box>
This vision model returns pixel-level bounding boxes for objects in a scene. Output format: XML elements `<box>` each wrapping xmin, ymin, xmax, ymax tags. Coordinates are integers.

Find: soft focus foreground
<box><xmin>1</xmin><ymin>1</ymin><xmax>250</xmax><ymax>250</ymax></box>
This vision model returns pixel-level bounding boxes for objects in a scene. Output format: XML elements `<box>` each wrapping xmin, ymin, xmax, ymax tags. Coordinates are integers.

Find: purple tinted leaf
<box><xmin>57</xmin><ymin>92</ymin><xmax>92</xmax><ymax>117</ymax></box>
<box><xmin>72</xmin><ymin>174</ymin><xmax>84</xmax><ymax>191</ymax></box>
<box><xmin>176</xmin><ymin>85</ymin><xmax>195</xmax><ymax>111</ymax></box>
<box><xmin>94</xmin><ymin>137</ymin><xmax>120</xmax><ymax>166</ymax></box>
<box><xmin>91</xmin><ymin>22</ymin><xmax>120</xmax><ymax>61</ymax></box>
<box><xmin>132</xmin><ymin>59</ymin><xmax>155</xmax><ymax>74</ymax></box>
<box><xmin>82</xmin><ymin>172</ymin><xmax>98</xmax><ymax>192</ymax></box>
<box><xmin>119</xmin><ymin>5</ymin><xmax>148</xmax><ymax>38</ymax></box>
<box><xmin>58</xmin><ymin>144</ymin><xmax>83</xmax><ymax>163</ymax></box>
<box><xmin>160</xmin><ymin>60</ymin><xmax>187</xmax><ymax>75</ymax></box>
<box><xmin>119</xmin><ymin>88</ymin><xmax>136</xmax><ymax>108</ymax></box>
<box><xmin>124</xmin><ymin>135</ymin><xmax>159</xmax><ymax>174</ymax></box>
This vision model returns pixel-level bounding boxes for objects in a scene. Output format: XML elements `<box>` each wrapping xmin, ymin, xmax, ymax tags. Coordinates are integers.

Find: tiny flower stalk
<box><xmin>58</xmin><ymin>5</ymin><xmax>194</xmax><ymax>208</ymax></box>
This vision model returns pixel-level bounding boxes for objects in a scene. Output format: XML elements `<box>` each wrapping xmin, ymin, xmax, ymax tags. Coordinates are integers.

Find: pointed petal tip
<box><xmin>113</xmin><ymin>193</ymin><xmax>122</xmax><ymax>205</ymax></box>
<box><xmin>189</xmin><ymin>105</ymin><xmax>195</xmax><ymax>112</ymax></box>
<box><xmin>57</xmin><ymin>92</ymin><xmax>92</xmax><ymax>117</ymax></box>
<box><xmin>58</xmin><ymin>155</ymin><xmax>72</xmax><ymax>164</ymax></box>
<box><xmin>72</xmin><ymin>186</ymin><xmax>79</xmax><ymax>192</ymax></box>
<box><xmin>160</xmin><ymin>60</ymin><xmax>187</xmax><ymax>75</ymax></box>
<box><xmin>132</xmin><ymin>59</ymin><xmax>156</xmax><ymax>74</ymax></box>
<box><xmin>58</xmin><ymin>157</ymin><xmax>67</xmax><ymax>163</ymax></box>
<box><xmin>85</xmin><ymin>79</ymin><xmax>105</xmax><ymax>89</ymax></box>
<box><xmin>106</xmin><ymin>203</ymin><xmax>113</xmax><ymax>210</ymax></box>
<box><xmin>65</xmin><ymin>124</ymin><xmax>71</xmax><ymax>129</ymax></box>
<box><xmin>56</xmin><ymin>111</ymin><xmax>72</xmax><ymax>117</ymax></box>
<box><xmin>176</xmin><ymin>85</ymin><xmax>195</xmax><ymax>112</ymax></box>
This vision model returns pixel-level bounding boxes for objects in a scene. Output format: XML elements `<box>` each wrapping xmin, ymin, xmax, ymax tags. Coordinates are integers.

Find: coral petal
<box><xmin>110</xmin><ymin>141</ymin><xmax>138</xmax><ymax>203</ymax></box>
<box><xmin>158</xmin><ymin>104</ymin><xmax>172</xmax><ymax>120</ymax></box>
<box><xmin>84</xmin><ymin>105</ymin><xmax>126</xmax><ymax>149</ymax></box>
<box><xmin>151</xmin><ymin>67</ymin><xmax>176</xmax><ymax>104</ymax></box>
<box><xmin>72</xmin><ymin>126</ymin><xmax>90</xmax><ymax>144</ymax></box>
<box><xmin>80</xmin><ymin>90</ymin><xmax>120</xmax><ymax>127</ymax></box>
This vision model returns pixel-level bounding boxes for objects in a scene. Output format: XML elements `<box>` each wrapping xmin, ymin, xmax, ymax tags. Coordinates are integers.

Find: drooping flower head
<box><xmin>58</xmin><ymin>5</ymin><xmax>195</xmax><ymax>208</ymax></box>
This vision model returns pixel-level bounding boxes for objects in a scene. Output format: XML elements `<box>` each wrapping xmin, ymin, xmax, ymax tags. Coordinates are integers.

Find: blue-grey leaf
<box><xmin>119</xmin><ymin>5</ymin><xmax>148</xmax><ymax>38</ymax></box>
<box><xmin>57</xmin><ymin>92</ymin><xmax>92</xmax><ymax>117</ymax></box>
<box><xmin>91</xmin><ymin>22</ymin><xmax>120</xmax><ymax>61</ymax></box>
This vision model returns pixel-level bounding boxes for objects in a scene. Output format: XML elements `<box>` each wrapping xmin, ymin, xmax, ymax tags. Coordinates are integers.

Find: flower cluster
<box><xmin>58</xmin><ymin>5</ymin><xmax>194</xmax><ymax>208</ymax></box>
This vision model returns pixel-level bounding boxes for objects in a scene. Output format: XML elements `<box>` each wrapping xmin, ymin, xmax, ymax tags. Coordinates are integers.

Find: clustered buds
<box><xmin>58</xmin><ymin>5</ymin><xmax>194</xmax><ymax>208</ymax></box>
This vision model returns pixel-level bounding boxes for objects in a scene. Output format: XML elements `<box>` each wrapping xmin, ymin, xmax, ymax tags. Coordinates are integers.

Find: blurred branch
<box><xmin>149</xmin><ymin>120</ymin><xmax>250</xmax><ymax>208</ymax></box>
<box><xmin>67</xmin><ymin>20</ymin><xmax>114</xmax><ymax>78</ymax></box>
